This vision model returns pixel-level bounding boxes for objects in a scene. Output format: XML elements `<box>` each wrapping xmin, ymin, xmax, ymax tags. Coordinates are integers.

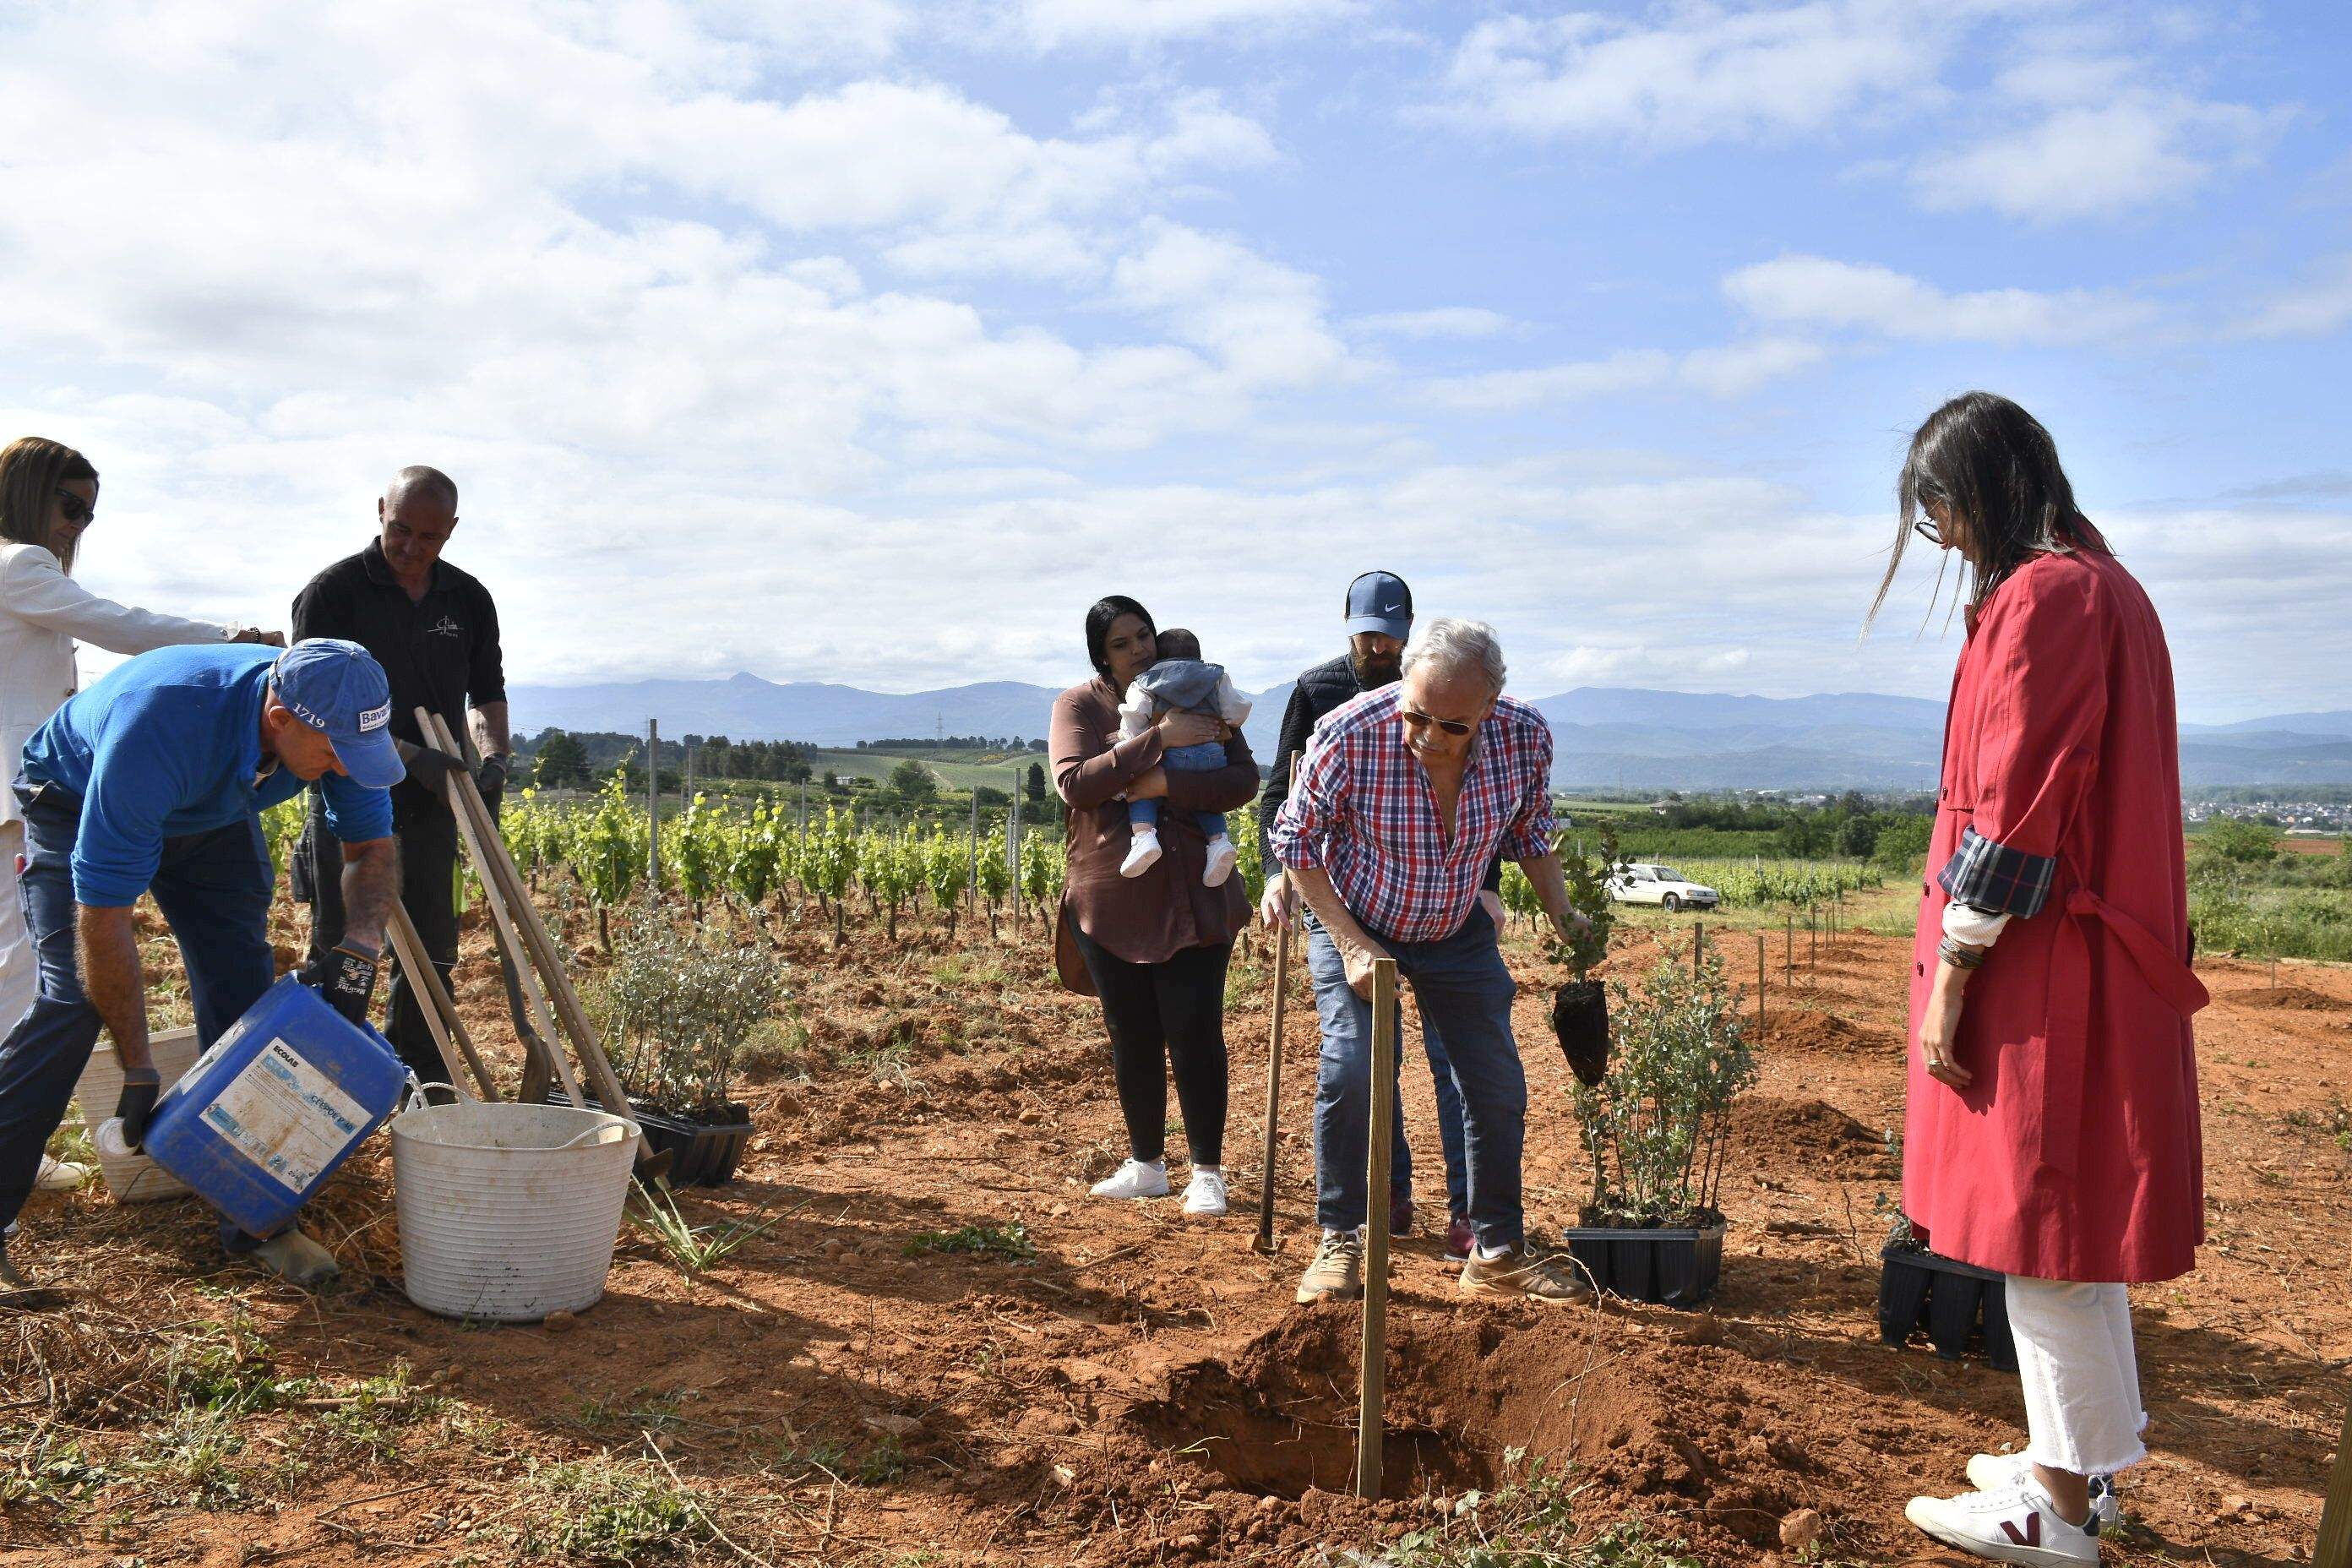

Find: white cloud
<box><xmin>1723</xmin><ymin>255</ymin><xmax>2158</xmax><ymax>344</ymax></box>
<box><xmin>2243</xmin><ymin>253</ymin><xmax>2352</xmax><ymax>339</ymax></box>
<box><xmin>1422</xmin><ymin>339</ymin><xmax>1822</xmax><ymax>410</ymax></box>
<box><xmin>1111</xmin><ymin>220</ymin><xmax>1354</xmax><ymax>388</ymax></box>
<box><xmin>1348</xmin><ymin>308</ymin><xmax>1517</xmax><ymax>339</ymax></box>
<box><xmin>1912</xmin><ymin>91</ymin><xmax>2284</xmax><ymax>219</ymax></box>
<box><xmin>1427</xmin><ymin>1</ymin><xmax>1945</xmax><ymax>146</ymax></box>
<box><xmin>1010</xmin><ymin>0</ymin><xmax>1359</xmax><ymax>51</ymax></box>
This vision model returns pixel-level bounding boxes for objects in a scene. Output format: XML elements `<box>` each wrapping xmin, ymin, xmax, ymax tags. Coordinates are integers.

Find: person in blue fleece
<box><xmin>0</xmin><ymin>639</ymin><xmax>409</xmax><ymax>1290</ymax></box>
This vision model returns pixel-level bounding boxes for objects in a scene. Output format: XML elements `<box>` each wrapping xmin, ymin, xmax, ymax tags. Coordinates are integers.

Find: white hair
<box><xmin>1402</xmin><ymin>617</ymin><xmax>1505</xmax><ymax>692</ymax></box>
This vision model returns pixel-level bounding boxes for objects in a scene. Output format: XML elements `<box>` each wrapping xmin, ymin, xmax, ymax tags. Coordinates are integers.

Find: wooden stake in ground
<box><xmin>1693</xmin><ymin>920</ymin><xmax>1705</xmax><ymax>972</ymax></box>
<box><xmin>2318</xmin><ymin>1386</ymin><xmax>2352</xmax><ymax>1568</ymax></box>
<box><xmin>1756</xmin><ymin>933</ymin><xmax>1767</xmax><ymax>1037</ymax></box>
<box><xmin>1785</xmin><ymin>912</ymin><xmax>1794</xmax><ymax>985</ymax></box>
<box><xmin>1356</xmin><ymin>957</ymin><xmax>1398</xmax><ymax>1501</ymax></box>
<box><xmin>645</xmin><ymin>718</ymin><xmax>660</xmax><ymax>885</ymax></box>
<box><xmin>1254</xmin><ymin>753</ymin><xmax>1300</xmax><ymax>1256</ymax></box>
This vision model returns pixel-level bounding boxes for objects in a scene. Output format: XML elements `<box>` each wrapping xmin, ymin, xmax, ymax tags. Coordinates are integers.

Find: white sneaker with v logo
<box><xmin>1906</xmin><ymin>1484</ymin><xmax>2099</xmax><ymax>1566</ymax></box>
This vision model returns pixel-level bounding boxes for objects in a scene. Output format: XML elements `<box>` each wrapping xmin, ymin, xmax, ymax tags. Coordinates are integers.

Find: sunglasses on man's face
<box><xmin>52</xmin><ymin>488</ymin><xmax>94</xmax><ymax>526</ymax></box>
<box><xmin>1401</xmin><ymin>707</ymin><xmax>1476</xmax><ymax>738</ymax></box>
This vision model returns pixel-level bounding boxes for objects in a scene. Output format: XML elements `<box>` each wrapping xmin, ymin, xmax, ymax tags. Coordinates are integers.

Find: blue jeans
<box><xmin>1309</xmin><ymin>908</ymin><xmax>1509</xmax><ymax>1244</ymax></box>
<box><xmin>0</xmin><ymin>783</ymin><xmax>277</xmax><ymax>1237</ymax></box>
<box><xmin>1128</xmin><ymin>738</ymin><xmax>1229</xmax><ymax>841</ymax></box>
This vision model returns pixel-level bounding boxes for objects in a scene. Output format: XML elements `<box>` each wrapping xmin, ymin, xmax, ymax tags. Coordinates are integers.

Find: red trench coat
<box><xmin>1903</xmin><ymin>547</ymin><xmax>2208</xmax><ymax>1283</ymax></box>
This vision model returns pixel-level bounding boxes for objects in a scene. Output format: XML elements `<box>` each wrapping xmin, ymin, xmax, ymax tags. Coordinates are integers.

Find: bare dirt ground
<box><xmin>4</xmin><ymin>885</ymin><xmax>2345</xmax><ymax>1566</ymax></box>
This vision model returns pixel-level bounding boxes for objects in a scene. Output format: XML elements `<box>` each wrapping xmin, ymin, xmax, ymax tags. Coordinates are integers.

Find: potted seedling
<box><xmin>574</xmin><ymin>906</ymin><xmax>785</xmax><ymax>1184</ymax></box>
<box><xmin>1564</xmin><ymin>939</ymin><xmax>1756</xmax><ymax>1306</ymax></box>
<box><xmin>1548</xmin><ymin>825</ymin><xmax>1631</xmax><ymax>1088</ymax></box>
<box><xmin>1874</xmin><ymin>1157</ymin><xmax>2019</xmax><ymax>1369</ymax></box>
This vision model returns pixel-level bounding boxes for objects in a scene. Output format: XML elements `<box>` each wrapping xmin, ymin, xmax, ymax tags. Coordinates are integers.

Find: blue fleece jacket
<box><xmin>19</xmin><ymin>644</ymin><xmax>395</xmax><ymax>906</ymax></box>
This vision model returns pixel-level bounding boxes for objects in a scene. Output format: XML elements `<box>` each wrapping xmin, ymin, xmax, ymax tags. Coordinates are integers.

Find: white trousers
<box><xmin>0</xmin><ymin>821</ymin><xmax>34</xmax><ymax>1041</ymax></box>
<box><xmin>2005</xmin><ymin>1276</ymin><xmax>2148</xmax><ymax>1477</ymax></box>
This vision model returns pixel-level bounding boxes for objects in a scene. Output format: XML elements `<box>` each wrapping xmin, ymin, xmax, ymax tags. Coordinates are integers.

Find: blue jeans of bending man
<box><xmin>0</xmin><ymin>783</ymin><xmax>278</xmax><ymax>1237</ymax></box>
<box><xmin>1309</xmin><ymin>905</ymin><xmax>1522</xmax><ymax>1249</ymax></box>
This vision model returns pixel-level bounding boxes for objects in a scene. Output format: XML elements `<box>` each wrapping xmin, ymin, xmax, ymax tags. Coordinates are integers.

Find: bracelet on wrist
<box><xmin>1936</xmin><ymin>936</ymin><xmax>1986</xmax><ymax>971</ymax></box>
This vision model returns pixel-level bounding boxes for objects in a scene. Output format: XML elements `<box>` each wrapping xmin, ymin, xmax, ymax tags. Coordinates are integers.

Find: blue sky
<box><xmin>3</xmin><ymin>0</ymin><xmax>2346</xmax><ymax>722</ymax></box>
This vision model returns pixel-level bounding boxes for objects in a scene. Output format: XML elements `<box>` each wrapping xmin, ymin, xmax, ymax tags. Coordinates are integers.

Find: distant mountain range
<box><xmin>507</xmin><ymin>672</ymin><xmax>2352</xmax><ymax>791</ymax></box>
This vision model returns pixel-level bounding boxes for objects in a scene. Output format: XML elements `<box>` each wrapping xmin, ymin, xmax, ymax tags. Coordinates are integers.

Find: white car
<box><xmin>1607</xmin><ymin>863</ymin><xmax>1721</xmax><ymax>913</ymax></box>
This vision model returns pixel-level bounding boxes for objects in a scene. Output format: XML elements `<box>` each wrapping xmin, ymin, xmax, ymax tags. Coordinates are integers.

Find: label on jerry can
<box><xmin>199</xmin><ymin>1038</ymin><xmax>370</xmax><ymax>1191</ymax></box>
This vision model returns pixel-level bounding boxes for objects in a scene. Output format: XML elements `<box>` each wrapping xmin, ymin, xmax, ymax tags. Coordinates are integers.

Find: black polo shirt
<box><xmin>291</xmin><ymin>539</ymin><xmax>504</xmax><ymax>803</ymax></box>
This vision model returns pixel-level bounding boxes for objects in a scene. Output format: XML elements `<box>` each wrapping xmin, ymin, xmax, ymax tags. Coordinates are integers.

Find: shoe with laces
<box><xmin>1966</xmin><ymin>1455</ymin><xmax>2120</xmax><ymax>1531</ymax></box>
<box><xmin>1906</xmin><ymin>1484</ymin><xmax>2100</xmax><ymax>1566</ymax></box>
<box><xmin>1296</xmin><ymin>1228</ymin><xmax>1364</xmax><ymax>1304</ymax></box>
<box><xmin>1090</xmin><ymin>1157</ymin><xmax>1171</xmax><ymax>1200</ymax></box>
<box><xmin>1443</xmin><ymin>1212</ymin><xmax>1474</xmax><ymax>1263</ymax></box>
<box><xmin>1120</xmin><ymin>831</ymin><xmax>1162</xmax><ymax>878</ymax></box>
<box><xmin>35</xmin><ymin>1155</ymin><xmax>90</xmax><ymax>1192</ymax></box>
<box><xmin>1202</xmin><ymin>835</ymin><xmax>1239</xmax><ymax>888</ymax></box>
<box><xmin>1458</xmin><ymin>1244</ymin><xmax>1592</xmax><ymax>1302</ymax></box>
<box><xmin>1181</xmin><ymin>1167</ymin><xmax>1228</xmax><ymax>1216</ymax></box>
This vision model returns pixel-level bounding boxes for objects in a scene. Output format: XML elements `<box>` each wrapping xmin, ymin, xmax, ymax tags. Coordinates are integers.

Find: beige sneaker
<box><xmin>1295</xmin><ymin>1228</ymin><xmax>1364</xmax><ymax>1304</ymax></box>
<box><xmin>1459</xmin><ymin>1244</ymin><xmax>1592</xmax><ymax>1302</ymax></box>
<box><xmin>252</xmin><ymin>1228</ymin><xmax>342</xmax><ymax>1289</ymax></box>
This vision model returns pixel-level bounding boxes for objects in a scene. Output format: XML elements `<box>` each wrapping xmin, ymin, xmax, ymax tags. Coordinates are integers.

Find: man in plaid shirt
<box><xmin>1271</xmin><ymin>618</ymin><xmax>1591</xmax><ymax>1305</ymax></box>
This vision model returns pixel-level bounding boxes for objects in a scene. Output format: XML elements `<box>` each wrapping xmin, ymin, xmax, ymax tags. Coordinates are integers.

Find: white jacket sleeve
<box><xmin>1212</xmin><ymin>672</ymin><xmax>1252</xmax><ymax>727</ymax></box>
<box><xmin>1116</xmin><ymin>684</ymin><xmax>1157</xmax><ymax>740</ymax></box>
<box><xmin>0</xmin><ymin>547</ymin><xmax>237</xmax><ymax>654</ymax></box>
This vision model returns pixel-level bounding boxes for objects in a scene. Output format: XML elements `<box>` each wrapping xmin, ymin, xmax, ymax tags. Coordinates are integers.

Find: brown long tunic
<box><xmin>1048</xmin><ymin>675</ymin><xmax>1258</xmax><ymax>994</ymax></box>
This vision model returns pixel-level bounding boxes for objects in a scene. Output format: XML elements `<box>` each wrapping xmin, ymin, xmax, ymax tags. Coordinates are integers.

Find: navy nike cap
<box><xmin>1343</xmin><ymin>571</ymin><xmax>1413</xmax><ymax>640</ymax></box>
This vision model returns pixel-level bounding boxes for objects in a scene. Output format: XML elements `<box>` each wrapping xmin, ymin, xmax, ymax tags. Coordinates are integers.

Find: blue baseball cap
<box><xmin>1344</xmin><ymin>570</ymin><xmax>1413</xmax><ymax>640</ymax></box>
<box><xmin>270</xmin><ymin>640</ymin><xmax>404</xmax><ymax>790</ymax></box>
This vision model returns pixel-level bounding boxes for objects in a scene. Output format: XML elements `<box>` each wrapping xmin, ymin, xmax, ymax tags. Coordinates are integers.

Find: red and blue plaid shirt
<box><xmin>1270</xmin><ymin>685</ymin><xmax>1555</xmax><ymax>944</ymax></box>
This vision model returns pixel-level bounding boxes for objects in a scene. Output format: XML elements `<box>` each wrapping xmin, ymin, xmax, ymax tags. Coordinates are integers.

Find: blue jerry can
<box><xmin>144</xmin><ymin>977</ymin><xmax>408</xmax><ymax>1239</ymax></box>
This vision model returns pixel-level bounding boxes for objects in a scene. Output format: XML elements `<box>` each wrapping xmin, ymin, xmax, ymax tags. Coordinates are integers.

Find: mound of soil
<box><xmin>1764</xmin><ymin>1009</ymin><xmax>1892</xmax><ymax>1055</ymax></box>
<box><xmin>1731</xmin><ymin>1095</ymin><xmax>1894</xmax><ymax>1177</ymax></box>
<box><xmin>2229</xmin><ymin>985</ymin><xmax>2349</xmax><ymax>1013</ymax></box>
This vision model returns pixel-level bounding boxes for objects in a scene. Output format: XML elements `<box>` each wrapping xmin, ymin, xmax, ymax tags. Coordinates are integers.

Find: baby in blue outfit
<box><xmin>1117</xmin><ymin>628</ymin><xmax>1252</xmax><ymax>887</ymax></box>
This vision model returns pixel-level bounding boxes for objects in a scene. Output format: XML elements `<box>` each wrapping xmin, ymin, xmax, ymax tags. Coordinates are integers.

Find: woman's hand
<box><xmin>233</xmin><ymin>627</ymin><xmax>287</xmax><ymax>647</ymax></box>
<box><xmin>1126</xmin><ymin>767</ymin><xmax>1169</xmax><ymax>800</ymax></box>
<box><xmin>1917</xmin><ymin>966</ymin><xmax>1974</xmax><ymax>1087</ymax></box>
<box><xmin>1155</xmin><ymin>710</ymin><xmax>1222</xmax><ymax>749</ymax></box>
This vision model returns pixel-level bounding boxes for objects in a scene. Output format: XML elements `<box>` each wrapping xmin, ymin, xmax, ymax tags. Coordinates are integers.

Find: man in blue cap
<box><xmin>1256</xmin><ymin>571</ymin><xmax>1499</xmax><ymax>1270</ymax></box>
<box><xmin>0</xmin><ymin>639</ymin><xmax>404</xmax><ymax>1290</ymax></box>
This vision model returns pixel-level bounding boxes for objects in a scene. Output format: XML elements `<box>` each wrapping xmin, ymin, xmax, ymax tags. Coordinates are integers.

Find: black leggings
<box><xmin>1071</xmin><ymin>928</ymin><xmax>1231</xmax><ymax>1168</ymax></box>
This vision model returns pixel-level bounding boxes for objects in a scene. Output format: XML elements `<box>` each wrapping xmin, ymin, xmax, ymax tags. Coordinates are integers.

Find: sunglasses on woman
<box><xmin>1912</xmin><ymin>516</ymin><xmax>1943</xmax><ymax>547</ymax></box>
<box><xmin>52</xmin><ymin>487</ymin><xmax>94</xmax><ymax>525</ymax></box>
<box><xmin>1401</xmin><ymin>707</ymin><xmax>1477</xmax><ymax>738</ymax></box>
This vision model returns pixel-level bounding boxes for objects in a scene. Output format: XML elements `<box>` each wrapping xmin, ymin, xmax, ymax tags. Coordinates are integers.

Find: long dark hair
<box><xmin>1084</xmin><ymin>596</ymin><xmax>1156</xmax><ymax>681</ymax></box>
<box><xmin>0</xmin><ymin>436</ymin><xmax>98</xmax><ymax>574</ymax></box>
<box><xmin>1868</xmin><ymin>392</ymin><xmax>2109</xmax><ymax>629</ymax></box>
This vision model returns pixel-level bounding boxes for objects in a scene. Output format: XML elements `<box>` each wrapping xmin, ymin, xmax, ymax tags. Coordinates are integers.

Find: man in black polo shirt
<box><xmin>1257</xmin><ymin>571</ymin><xmax>1505</xmax><ymax>1266</ymax></box>
<box><xmin>292</xmin><ymin>466</ymin><xmax>510</xmax><ymax>1081</ymax></box>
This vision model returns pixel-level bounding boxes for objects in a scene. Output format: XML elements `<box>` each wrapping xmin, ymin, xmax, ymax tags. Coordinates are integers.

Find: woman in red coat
<box><xmin>1874</xmin><ymin>395</ymin><xmax>2207</xmax><ymax>1567</ymax></box>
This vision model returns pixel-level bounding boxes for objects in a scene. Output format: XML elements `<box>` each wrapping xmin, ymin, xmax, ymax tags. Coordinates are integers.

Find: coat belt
<box><xmin>2061</xmin><ymin>885</ymin><xmax>2211</xmax><ymax>1018</ymax></box>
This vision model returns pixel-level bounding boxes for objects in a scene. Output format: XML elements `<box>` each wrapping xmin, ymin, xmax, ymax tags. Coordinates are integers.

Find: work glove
<box><xmin>475</xmin><ymin>754</ymin><xmax>509</xmax><ymax>819</ymax></box>
<box><xmin>299</xmin><ymin>944</ymin><xmax>380</xmax><ymax>1026</ymax></box>
<box><xmin>114</xmin><ymin>1066</ymin><xmax>161</xmax><ymax>1153</ymax></box>
<box><xmin>394</xmin><ymin>742</ymin><xmax>464</xmax><ymax>803</ymax></box>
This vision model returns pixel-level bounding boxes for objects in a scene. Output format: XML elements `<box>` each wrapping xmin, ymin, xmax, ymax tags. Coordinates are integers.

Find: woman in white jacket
<box><xmin>0</xmin><ymin>437</ymin><xmax>279</xmax><ymax>1194</ymax></box>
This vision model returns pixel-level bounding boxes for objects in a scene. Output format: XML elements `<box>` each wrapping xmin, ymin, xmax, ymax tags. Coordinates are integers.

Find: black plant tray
<box><xmin>543</xmin><ymin>1089</ymin><xmax>754</xmax><ymax>1186</ymax></box>
<box><xmin>1561</xmin><ymin>1221</ymin><xmax>1725</xmax><ymax>1308</ymax></box>
<box><xmin>1877</xmin><ymin>1243</ymin><xmax>2018</xmax><ymax>1371</ymax></box>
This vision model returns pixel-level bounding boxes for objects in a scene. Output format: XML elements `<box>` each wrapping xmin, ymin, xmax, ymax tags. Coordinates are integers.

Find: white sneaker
<box><xmin>1181</xmin><ymin>1167</ymin><xmax>1228</xmax><ymax>1216</ymax></box>
<box><xmin>1906</xmin><ymin>1484</ymin><xmax>2099</xmax><ymax>1566</ymax></box>
<box><xmin>1120</xmin><ymin>830</ymin><xmax>1162</xmax><ymax>878</ymax></box>
<box><xmin>1967</xmin><ymin>1454</ymin><xmax>2121</xmax><ymax>1530</ymax></box>
<box><xmin>35</xmin><ymin>1155</ymin><xmax>90</xmax><ymax>1192</ymax></box>
<box><xmin>1090</xmin><ymin>1158</ymin><xmax>1170</xmax><ymax>1200</ymax></box>
<box><xmin>1202</xmin><ymin>835</ymin><xmax>1239</xmax><ymax>888</ymax></box>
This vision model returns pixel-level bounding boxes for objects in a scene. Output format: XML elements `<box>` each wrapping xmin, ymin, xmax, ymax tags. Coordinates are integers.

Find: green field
<box><xmin>812</xmin><ymin>748</ymin><xmax>1039</xmax><ymax>792</ymax></box>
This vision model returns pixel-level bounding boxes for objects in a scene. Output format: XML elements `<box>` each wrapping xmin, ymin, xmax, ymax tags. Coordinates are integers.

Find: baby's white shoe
<box><xmin>1121</xmin><ymin>830</ymin><xmax>1162</xmax><ymax>878</ymax></box>
<box><xmin>1202</xmin><ymin>835</ymin><xmax>1239</xmax><ymax>888</ymax></box>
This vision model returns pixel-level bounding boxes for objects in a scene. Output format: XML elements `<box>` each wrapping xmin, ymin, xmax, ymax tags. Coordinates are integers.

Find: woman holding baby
<box><xmin>1048</xmin><ymin>596</ymin><xmax>1258</xmax><ymax>1217</ymax></box>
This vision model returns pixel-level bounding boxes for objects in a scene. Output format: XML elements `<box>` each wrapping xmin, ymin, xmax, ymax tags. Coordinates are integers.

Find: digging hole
<box><xmin>1130</xmin><ymin>1317</ymin><xmax>1498</xmax><ymax>1502</ymax></box>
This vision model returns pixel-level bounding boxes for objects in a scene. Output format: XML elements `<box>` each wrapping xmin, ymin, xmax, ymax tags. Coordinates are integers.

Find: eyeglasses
<box><xmin>52</xmin><ymin>488</ymin><xmax>94</xmax><ymax>526</ymax></box>
<box><xmin>1400</xmin><ymin>707</ymin><xmax>1476</xmax><ymax>738</ymax></box>
<box><xmin>1912</xmin><ymin>517</ymin><xmax>1942</xmax><ymax>547</ymax></box>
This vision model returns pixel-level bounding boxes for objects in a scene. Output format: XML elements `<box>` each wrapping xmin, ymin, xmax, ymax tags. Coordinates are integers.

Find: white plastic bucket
<box><xmin>71</xmin><ymin>1027</ymin><xmax>201</xmax><ymax>1202</ymax></box>
<box><xmin>391</xmin><ymin>1097</ymin><xmax>638</xmax><ymax>1322</ymax></box>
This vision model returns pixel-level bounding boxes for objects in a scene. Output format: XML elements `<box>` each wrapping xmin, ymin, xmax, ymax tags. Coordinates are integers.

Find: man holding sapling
<box><xmin>1271</xmin><ymin>617</ymin><xmax>1590</xmax><ymax>1304</ymax></box>
<box><xmin>291</xmin><ymin>466</ymin><xmax>511</xmax><ymax>1085</ymax></box>
<box><xmin>1256</xmin><ymin>571</ymin><xmax>1495</xmax><ymax>1262</ymax></box>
